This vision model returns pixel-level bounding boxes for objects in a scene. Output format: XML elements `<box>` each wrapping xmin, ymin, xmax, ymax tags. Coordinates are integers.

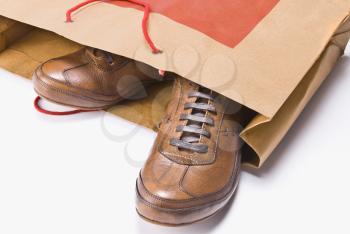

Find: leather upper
<box><xmin>33</xmin><ymin>47</ymin><xmax>163</xmax><ymax>109</ymax></box>
<box><xmin>139</xmin><ymin>77</ymin><xmax>242</xmax><ymax>208</ymax></box>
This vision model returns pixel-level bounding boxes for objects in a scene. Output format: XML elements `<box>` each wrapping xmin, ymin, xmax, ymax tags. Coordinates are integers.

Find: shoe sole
<box><xmin>136</xmin><ymin>205</ymin><xmax>227</xmax><ymax>227</ymax></box>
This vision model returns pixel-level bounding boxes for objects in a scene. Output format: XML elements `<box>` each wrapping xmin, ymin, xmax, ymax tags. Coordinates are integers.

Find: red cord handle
<box><xmin>66</xmin><ymin>0</ymin><xmax>162</xmax><ymax>54</ymax></box>
<box><xmin>34</xmin><ymin>96</ymin><xmax>98</xmax><ymax>116</ymax></box>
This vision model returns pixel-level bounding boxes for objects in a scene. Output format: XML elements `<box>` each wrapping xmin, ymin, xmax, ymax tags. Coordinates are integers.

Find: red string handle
<box><xmin>34</xmin><ymin>96</ymin><xmax>98</xmax><ymax>116</ymax></box>
<box><xmin>65</xmin><ymin>0</ymin><xmax>103</xmax><ymax>22</ymax></box>
<box><xmin>65</xmin><ymin>0</ymin><xmax>162</xmax><ymax>54</ymax></box>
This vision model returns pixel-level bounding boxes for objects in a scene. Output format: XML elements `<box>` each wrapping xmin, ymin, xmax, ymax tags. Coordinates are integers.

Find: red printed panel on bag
<box><xmin>110</xmin><ymin>0</ymin><xmax>280</xmax><ymax>48</ymax></box>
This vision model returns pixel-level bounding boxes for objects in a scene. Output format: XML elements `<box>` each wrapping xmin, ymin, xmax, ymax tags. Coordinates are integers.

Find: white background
<box><xmin>0</xmin><ymin>46</ymin><xmax>350</xmax><ymax>234</ymax></box>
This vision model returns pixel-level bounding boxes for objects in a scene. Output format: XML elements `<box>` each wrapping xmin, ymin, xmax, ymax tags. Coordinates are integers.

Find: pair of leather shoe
<box><xmin>33</xmin><ymin>47</ymin><xmax>243</xmax><ymax>226</ymax></box>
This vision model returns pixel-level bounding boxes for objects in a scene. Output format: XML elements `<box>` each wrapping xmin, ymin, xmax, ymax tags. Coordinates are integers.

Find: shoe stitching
<box><xmin>35</xmin><ymin>71</ymin><xmax>119</xmax><ymax>103</ymax></box>
<box><xmin>179</xmin><ymin>150</ymin><xmax>241</xmax><ymax>199</ymax></box>
<box><xmin>37</xmin><ymin>65</ymin><xmax>154</xmax><ymax>101</ymax></box>
<box><xmin>138</xmin><ymin>153</ymin><xmax>240</xmax><ymax>205</ymax></box>
<box><xmin>137</xmin><ymin>157</ymin><xmax>240</xmax><ymax>212</ymax></box>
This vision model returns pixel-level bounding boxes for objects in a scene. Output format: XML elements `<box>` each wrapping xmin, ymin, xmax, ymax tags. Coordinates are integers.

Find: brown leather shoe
<box><xmin>33</xmin><ymin>47</ymin><xmax>163</xmax><ymax>109</ymax></box>
<box><xmin>136</xmin><ymin>77</ymin><xmax>243</xmax><ymax>226</ymax></box>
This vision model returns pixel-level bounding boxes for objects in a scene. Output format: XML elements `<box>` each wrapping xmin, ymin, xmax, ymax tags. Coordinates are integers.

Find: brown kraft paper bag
<box><xmin>0</xmin><ymin>0</ymin><xmax>349</xmax><ymax>168</ymax></box>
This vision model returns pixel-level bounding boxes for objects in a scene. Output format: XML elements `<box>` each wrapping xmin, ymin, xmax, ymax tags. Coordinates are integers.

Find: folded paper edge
<box><xmin>240</xmin><ymin>17</ymin><xmax>350</xmax><ymax>168</ymax></box>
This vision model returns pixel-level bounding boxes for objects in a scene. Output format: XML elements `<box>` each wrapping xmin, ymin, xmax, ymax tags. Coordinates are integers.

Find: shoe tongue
<box><xmin>93</xmin><ymin>49</ymin><xmax>107</xmax><ymax>58</ymax></box>
<box><xmin>92</xmin><ymin>49</ymin><xmax>114</xmax><ymax>63</ymax></box>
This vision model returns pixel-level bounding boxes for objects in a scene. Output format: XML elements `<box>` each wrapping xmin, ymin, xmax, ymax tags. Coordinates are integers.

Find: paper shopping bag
<box><xmin>0</xmin><ymin>0</ymin><xmax>349</xmax><ymax>167</ymax></box>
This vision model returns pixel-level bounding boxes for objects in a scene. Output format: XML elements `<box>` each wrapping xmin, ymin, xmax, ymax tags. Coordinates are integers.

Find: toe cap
<box><xmin>39</xmin><ymin>59</ymin><xmax>71</xmax><ymax>82</ymax></box>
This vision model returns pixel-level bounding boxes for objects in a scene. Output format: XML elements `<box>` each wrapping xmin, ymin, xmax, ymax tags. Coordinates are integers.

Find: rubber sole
<box><xmin>136</xmin><ymin>206</ymin><xmax>227</xmax><ymax>227</ymax></box>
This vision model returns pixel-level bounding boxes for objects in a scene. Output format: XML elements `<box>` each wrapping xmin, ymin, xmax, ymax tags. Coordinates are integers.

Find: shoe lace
<box><xmin>170</xmin><ymin>90</ymin><xmax>216</xmax><ymax>153</ymax></box>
